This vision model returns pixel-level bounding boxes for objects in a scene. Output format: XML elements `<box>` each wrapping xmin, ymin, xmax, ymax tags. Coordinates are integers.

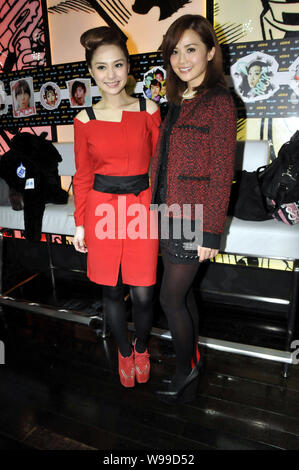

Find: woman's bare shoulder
<box><xmin>74</xmin><ymin>109</ymin><xmax>90</xmax><ymax>123</ymax></box>
<box><xmin>145</xmin><ymin>98</ymin><xmax>159</xmax><ymax>115</ymax></box>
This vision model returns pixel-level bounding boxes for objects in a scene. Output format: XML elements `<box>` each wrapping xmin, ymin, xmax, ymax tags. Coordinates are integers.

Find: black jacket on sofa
<box><xmin>0</xmin><ymin>132</ymin><xmax>68</xmax><ymax>241</ymax></box>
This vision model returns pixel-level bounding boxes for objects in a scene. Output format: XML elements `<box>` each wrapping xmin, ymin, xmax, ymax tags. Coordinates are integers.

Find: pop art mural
<box><xmin>214</xmin><ymin>0</ymin><xmax>299</xmax><ymax>43</ymax></box>
<box><xmin>214</xmin><ymin>0</ymin><xmax>299</xmax><ymax>161</ymax></box>
<box><xmin>260</xmin><ymin>0</ymin><xmax>299</xmax><ymax>39</ymax></box>
<box><xmin>0</xmin><ymin>0</ymin><xmax>52</xmax><ymax>154</ymax></box>
<box><xmin>0</xmin><ymin>0</ymin><xmax>48</xmax><ymax>73</ymax></box>
<box><xmin>47</xmin><ymin>0</ymin><xmax>205</xmax><ymax>62</ymax></box>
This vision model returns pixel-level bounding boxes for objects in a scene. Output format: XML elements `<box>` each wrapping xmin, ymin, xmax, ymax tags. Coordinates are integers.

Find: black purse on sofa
<box><xmin>228</xmin><ymin>170</ymin><xmax>272</xmax><ymax>221</ymax></box>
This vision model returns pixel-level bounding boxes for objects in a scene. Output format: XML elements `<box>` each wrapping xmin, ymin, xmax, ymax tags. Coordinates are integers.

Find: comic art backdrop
<box><xmin>0</xmin><ymin>0</ymin><xmax>52</xmax><ymax>154</ymax></box>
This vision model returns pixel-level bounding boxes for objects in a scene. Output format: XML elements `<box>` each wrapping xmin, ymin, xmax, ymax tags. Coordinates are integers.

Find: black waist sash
<box><xmin>93</xmin><ymin>173</ymin><xmax>149</xmax><ymax>196</ymax></box>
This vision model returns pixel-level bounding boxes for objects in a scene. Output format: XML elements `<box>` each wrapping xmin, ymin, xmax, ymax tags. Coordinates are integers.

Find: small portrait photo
<box><xmin>231</xmin><ymin>52</ymin><xmax>279</xmax><ymax>103</ymax></box>
<box><xmin>142</xmin><ymin>66</ymin><xmax>167</xmax><ymax>104</ymax></box>
<box><xmin>289</xmin><ymin>58</ymin><xmax>299</xmax><ymax>97</ymax></box>
<box><xmin>0</xmin><ymin>80</ymin><xmax>8</xmax><ymax>116</ymax></box>
<box><xmin>10</xmin><ymin>77</ymin><xmax>36</xmax><ymax>118</ymax></box>
<box><xmin>40</xmin><ymin>82</ymin><xmax>61</xmax><ymax>110</ymax></box>
<box><xmin>67</xmin><ymin>79</ymin><xmax>92</xmax><ymax>108</ymax></box>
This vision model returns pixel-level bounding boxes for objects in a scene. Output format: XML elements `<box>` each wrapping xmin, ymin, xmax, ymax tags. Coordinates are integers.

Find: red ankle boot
<box><xmin>118</xmin><ymin>350</ymin><xmax>135</xmax><ymax>388</ymax></box>
<box><xmin>134</xmin><ymin>339</ymin><xmax>150</xmax><ymax>384</ymax></box>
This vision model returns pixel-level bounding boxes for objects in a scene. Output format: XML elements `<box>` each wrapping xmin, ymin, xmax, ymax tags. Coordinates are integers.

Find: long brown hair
<box><xmin>80</xmin><ymin>26</ymin><xmax>129</xmax><ymax>69</ymax></box>
<box><xmin>162</xmin><ymin>14</ymin><xmax>226</xmax><ymax>104</ymax></box>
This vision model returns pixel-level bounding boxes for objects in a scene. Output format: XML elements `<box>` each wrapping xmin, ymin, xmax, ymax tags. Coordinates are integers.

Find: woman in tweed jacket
<box><xmin>151</xmin><ymin>14</ymin><xmax>237</xmax><ymax>404</ymax></box>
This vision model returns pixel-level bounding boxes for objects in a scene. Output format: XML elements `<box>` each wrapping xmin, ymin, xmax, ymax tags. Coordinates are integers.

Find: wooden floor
<box><xmin>1</xmin><ymin>269</ymin><xmax>299</xmax><ymax>453</ymax></box>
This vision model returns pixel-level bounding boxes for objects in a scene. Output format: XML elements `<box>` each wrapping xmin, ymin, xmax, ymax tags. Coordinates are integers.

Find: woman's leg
<box><xmin>102</xmin><ymin>270</ymin><xmax>132</xmax><ymax>357</ymax></box>
<box><xmin>159</xmin><ymin>251</ymin><xmax>200</xmax><ymax>385</ymax></box>
<box><xmin>129</xmin><ymin>284</ymin><xmax>155</xmax><ymax>383</ymax></box>
<box><xmin>129</xmin><ymin>285</ymin><xmax>155</xmax><ymax>353</ymax></box>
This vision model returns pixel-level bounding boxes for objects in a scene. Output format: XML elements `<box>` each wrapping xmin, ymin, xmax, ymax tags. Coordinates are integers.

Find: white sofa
<box><xmin>221</xmin><ymin>141</ymin><xmax>299</xmax><ymax>260</ymax></box>
<box><xmin>0</xmin><ymin>140</ymin><xmax>298</xmax><ymax>376</ymax></box>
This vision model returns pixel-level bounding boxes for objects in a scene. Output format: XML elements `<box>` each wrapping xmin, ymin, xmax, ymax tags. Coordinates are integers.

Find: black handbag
<box><xmin>228</xmin><ymin>170</ymin><xmax>272</xmax><ymax>221</ymax></box>
<box><xmin>257</xmin><ymin>130</ymin><xmax>299</xmax><ymax>213</ymax></box>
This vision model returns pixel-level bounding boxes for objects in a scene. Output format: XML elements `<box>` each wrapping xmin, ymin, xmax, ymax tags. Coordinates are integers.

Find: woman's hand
<box><xmin>73</xmin><ymin>226</ymin><xmax>87</xmax><ymax>253</ymax></box>
<box><xmin>197</xmin><ymin>246</ymin><xmax>219</xmax><ymax>263</ymax></box>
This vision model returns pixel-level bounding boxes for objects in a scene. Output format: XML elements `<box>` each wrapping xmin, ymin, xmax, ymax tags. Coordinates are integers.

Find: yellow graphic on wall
<box><xmin>215</xmin><ymin>0</ymin><xmax>299</xmax><ymax>154</ymax></box>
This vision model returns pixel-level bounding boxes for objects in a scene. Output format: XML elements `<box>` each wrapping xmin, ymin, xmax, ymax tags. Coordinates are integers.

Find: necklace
<box><xmin>182</xmin><ymin>88</ymin><xmax>197</xmax><ymax>99</ymax></box>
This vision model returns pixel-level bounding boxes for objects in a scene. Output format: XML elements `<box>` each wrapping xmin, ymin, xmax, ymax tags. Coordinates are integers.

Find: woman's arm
<box><xmin>198</xmin><ymin>91</ymin><xmax>237</xmax><ymax>260</ymax></box>
<box><xmin>73</xmin><ymin>117</ymin><xmax>94</xmax><ymax>227</ymax></box>
<box><xmin>73</xmin><ymin>116</ymin><xmax>93</xmax><ymax>252</ymax></box>
<box><xmin>146</xmin><ymin>98</ymin><xmax>161</xmax><ymax>155</ymax></box>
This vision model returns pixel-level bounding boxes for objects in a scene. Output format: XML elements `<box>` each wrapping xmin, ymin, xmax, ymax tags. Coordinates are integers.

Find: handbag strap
<box><xmin>257</xmin><ymin>164</ymin><xmax>288</xmax><ymax>213</ymax></box>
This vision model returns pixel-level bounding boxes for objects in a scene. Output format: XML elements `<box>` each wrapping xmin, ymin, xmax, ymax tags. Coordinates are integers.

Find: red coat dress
<box><xmin>73</xmin><ymin>106</ymin><xmax>161</xmax><ymax>286</ymax></box>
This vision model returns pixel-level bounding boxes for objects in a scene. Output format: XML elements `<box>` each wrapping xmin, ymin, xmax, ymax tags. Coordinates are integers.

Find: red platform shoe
<box><xmin>118</xmin><ymin>350</ymin><xmax>135</xmax><ymax>388</ymax></box>
<box><xmin>134</xmin><ymin>340</ymin><xmax>150</xmax><ymax>384</ymax></box>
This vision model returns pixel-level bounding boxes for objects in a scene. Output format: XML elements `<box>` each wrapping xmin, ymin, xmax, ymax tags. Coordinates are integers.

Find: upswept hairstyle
<box><xmin>80</xmin><ymin>26</ymin><xmax>129</xmax><ymax>68</ymax></box>
<box><xmin>161</xmin><ymin>14</ymin><xmax>226</xmax><ymax>104</ymax></box>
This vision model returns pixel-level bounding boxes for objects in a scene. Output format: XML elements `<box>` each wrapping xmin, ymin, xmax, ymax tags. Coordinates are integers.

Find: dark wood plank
<box><xmin>0</xmin><ymin>369</ymin><xmax>213</xmax><ymax>450</ymax></box>
<box><xmin>22</xmin><ymin>426</ymin><xmax>97</xmax><ymax>450</ymax></box>
<box><xmin>2</xmin><ymin>266</ymin><xmax>299</xmax><ymax>452</ymax></box>
<box><xmin>0</xmin><ymin>335</ymin><xmax>286</xmax><ymax>450</ymax></box>
<box><xmin>0</xmin><ymin>432</ymin><xmax>34</xmax><ymax>450</ymax></box>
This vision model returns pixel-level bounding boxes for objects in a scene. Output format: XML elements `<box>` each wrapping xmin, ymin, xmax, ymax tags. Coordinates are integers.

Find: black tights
<box><xmin>102</xmin><ymin>270</ymin><xmax>154</xmax><ymax>357</ymax></box>
<box><xmin>160</xmin><ymin>251</ymin><xmax>200</xmax><ymax>382</ymax></box>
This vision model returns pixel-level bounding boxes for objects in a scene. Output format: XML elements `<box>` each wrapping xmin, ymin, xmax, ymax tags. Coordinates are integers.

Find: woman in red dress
<box><xmin>73</xmin><ymin>27</ymin><xmax>160</xmax><ymax>388</ymax></box>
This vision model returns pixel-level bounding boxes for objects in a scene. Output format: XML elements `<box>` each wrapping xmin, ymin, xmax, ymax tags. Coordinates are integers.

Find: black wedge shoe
<box><xmin>156</xmin><ymin>366</ymin><xmax>199</xmax><ymax>404</ymax></box>
<box><xmin>162</xmin><ymin>355</ymin><xmax>205</xmax><ymax>385</ymax></box>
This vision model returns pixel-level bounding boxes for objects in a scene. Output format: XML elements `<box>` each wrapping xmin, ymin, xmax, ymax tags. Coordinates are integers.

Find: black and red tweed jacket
<box><xmin>150</xmin><ymin>85</ymin><xmax>237</xmax><ymax>249</ymax></box>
